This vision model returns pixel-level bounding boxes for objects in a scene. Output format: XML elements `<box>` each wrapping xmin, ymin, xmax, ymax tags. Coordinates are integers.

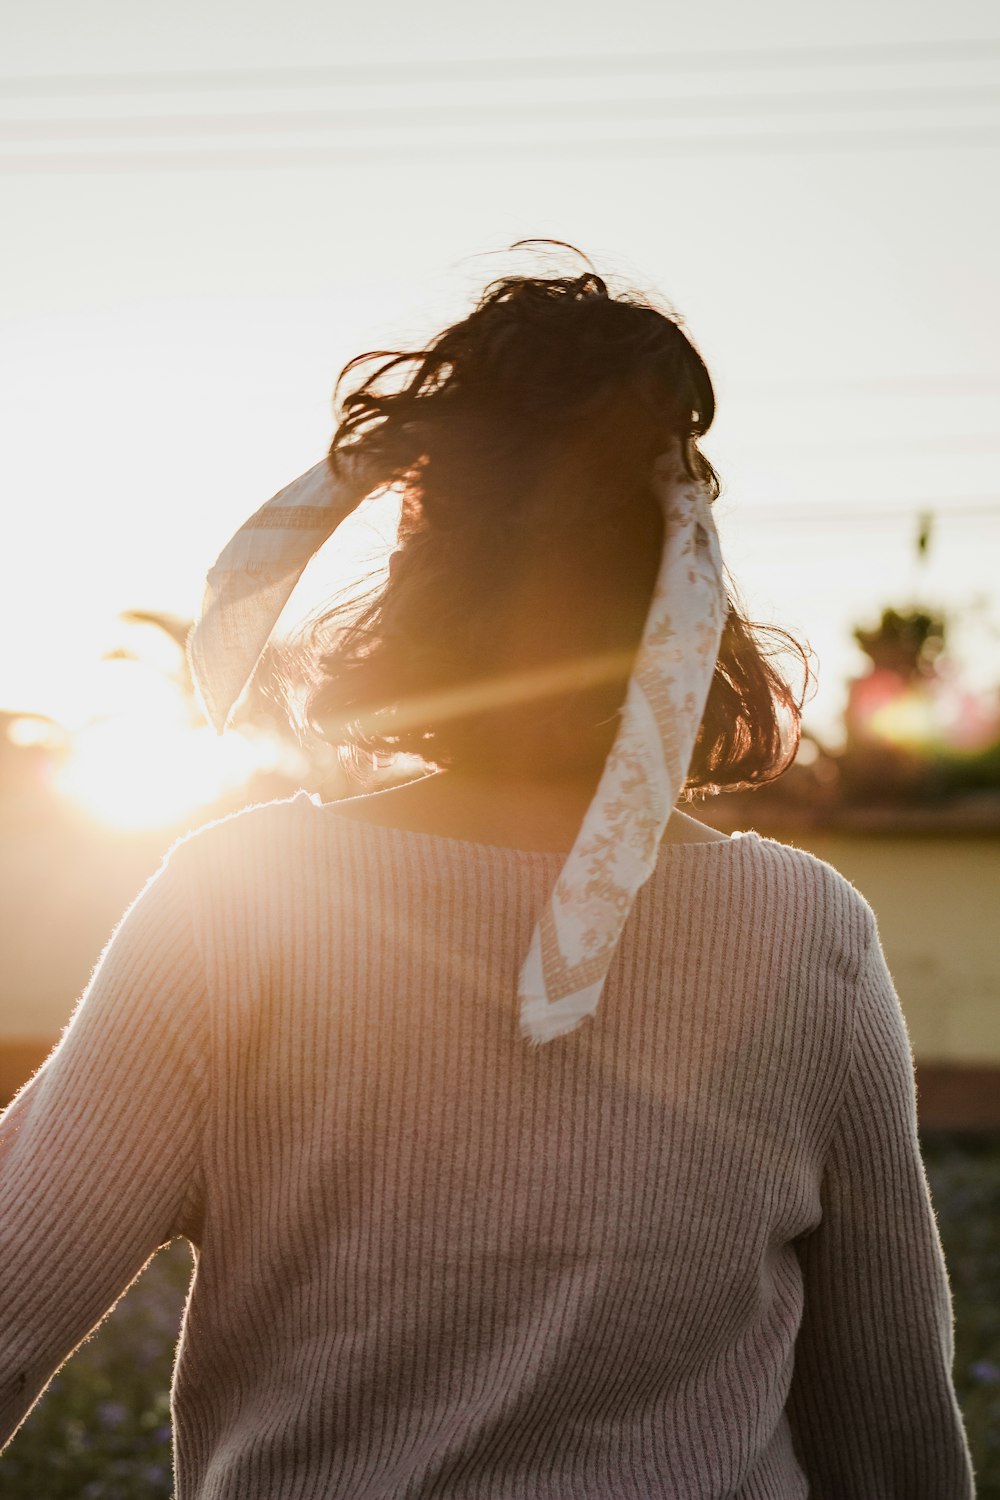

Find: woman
<box><xmin>0</xmin><ymin>253</ymin><xmax>976</xmax><ymax>1497</ymax></box>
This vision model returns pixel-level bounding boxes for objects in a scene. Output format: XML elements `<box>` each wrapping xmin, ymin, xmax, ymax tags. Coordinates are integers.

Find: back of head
<box><xmin>307</xmin><ymin>248</ymin><xmax>804</xmax><ymax>790</ymax></box>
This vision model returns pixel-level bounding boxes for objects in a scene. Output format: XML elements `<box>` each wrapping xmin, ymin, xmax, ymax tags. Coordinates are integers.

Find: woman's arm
<box><xmin>785</xmin><ymin>921</ymin><xmax>976</xmax><ymax>1498</ymax></box>
<box><xmin>0</xmin><ymin>845</ymin><xmax>207</xmax><ymax>1448</ymax></box>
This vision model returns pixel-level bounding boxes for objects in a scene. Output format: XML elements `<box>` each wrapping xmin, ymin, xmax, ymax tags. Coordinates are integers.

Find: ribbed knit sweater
<box><xmin>0</xmin><ymin>791</ymin><xmax>975</xmax><ymax>1498</ymax></box>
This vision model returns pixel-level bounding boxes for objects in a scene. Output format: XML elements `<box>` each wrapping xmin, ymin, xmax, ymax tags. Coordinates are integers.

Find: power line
<box><xmin>730</xmin><ymin>434</ymin><xmax>1000</xmax><ymax>455</ymax></box>
<box><xmin>5</xmin><ymin>84</ymin><xmax>998</xmax><ymax>143</ymax></box>
<box><xmin>722</xmin><ymin>435</ymin><xmax>1000</xmax><ymax>456</ymax></box>
<box><xmin>2</xmin><ymin>39</ymin><xmax>999</xmax><ymax>98</ymax></box>
<box><xmin>723</xmin><ymin>501</ymin><xmax>1000</xmax><ymax>523</ymax></box>
<box><xmin>736</xmin><ymin>375</ymin><xmax>1000</xmax><ymax>397</ymax></box>
<box><xmin>3</xmin><ymin>124</ymin><xmax>999</xmax><ymax>174</ymax></box>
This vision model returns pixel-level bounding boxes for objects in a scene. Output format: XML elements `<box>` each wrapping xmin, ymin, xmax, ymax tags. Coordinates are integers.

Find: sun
<box><xmin>54</xmin><ymin>717</ymin><xmax>272</xmax><ymax>832</ymax></box>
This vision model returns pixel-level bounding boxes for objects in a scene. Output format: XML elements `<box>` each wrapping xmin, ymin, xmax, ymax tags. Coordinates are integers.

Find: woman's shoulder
<box><xmin>164</xmin><ymin>790</ymin><xmax>330</xmax><ymax>874</ymax></box>
<box><xmin>741</xmin><ymin>827</ymin><xmax>855</xmax><ymax>881</ymax></box>
<box><xmin>732</xmin><ymin>829</ymin><xmax>878</xmax><ymax>966</ymax></box>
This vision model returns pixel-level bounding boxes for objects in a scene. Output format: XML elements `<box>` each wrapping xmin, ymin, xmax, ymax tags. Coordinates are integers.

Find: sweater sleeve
<box><xmin>785</xmin><ymin>915</ymin><xmax>976</xmax><ymax>1498</ymax></box>
<box><xmin>0</xmin><ymin>842</ymin><xmax>207</xmax><ymax>1450</ymax></box>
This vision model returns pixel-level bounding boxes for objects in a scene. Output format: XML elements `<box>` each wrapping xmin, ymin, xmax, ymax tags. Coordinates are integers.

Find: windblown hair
<box><xmin>305</xmin><ymin>245</ymin><xmax>809</xmax><ymax>792</ymax></box>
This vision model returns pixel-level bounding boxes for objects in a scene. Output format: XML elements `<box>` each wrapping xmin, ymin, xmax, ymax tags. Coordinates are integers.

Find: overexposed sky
<box><xmin>3</xmin><ymin>0</ymin><xmax>999</xmax><ymax>742</ymax></box>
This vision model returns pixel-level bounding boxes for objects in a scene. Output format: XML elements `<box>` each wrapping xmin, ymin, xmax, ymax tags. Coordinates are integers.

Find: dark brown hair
<box><xmin>304</xmin><ymin>246</ymin><xmax>809</xmax><ymax>792</ymax></box>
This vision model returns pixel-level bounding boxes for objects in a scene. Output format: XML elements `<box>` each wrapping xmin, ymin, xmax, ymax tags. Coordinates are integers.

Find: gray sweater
<box><xmin>0</xmin><ymin>791</ymin><xmax>976</xmax><ymax>1498</ymax></box>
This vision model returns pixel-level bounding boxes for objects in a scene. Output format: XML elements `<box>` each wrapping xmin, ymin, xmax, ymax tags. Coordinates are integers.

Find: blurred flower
<box><xmin>136</xmin><ymin>1336</ymin><xmax>169</xmax><ymax>1368</ymax></box>
<box><xmin>96</xmin><ymin>1400</ymin><xmax>128</xmax><ymax>1429</ymax></box>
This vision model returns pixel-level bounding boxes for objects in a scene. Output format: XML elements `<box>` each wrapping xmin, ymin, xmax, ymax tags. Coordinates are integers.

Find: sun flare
<box><xmin>54</xmin><ymin>718</ymin><xmax>273</xmax><ymax>832</ymax></box>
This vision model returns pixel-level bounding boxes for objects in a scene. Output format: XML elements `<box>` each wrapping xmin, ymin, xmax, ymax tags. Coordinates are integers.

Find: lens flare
<box><xmin>54</xmin><ymin>718</ymin><xmax>272</xmax><ymax>831</ymax></box>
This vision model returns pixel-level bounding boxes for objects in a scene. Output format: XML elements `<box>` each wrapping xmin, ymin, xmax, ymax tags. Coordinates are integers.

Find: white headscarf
<box><xmin>188</xmin><ymin>439</ymin><xmax>725</xmax><ymax>1044</ymax></box>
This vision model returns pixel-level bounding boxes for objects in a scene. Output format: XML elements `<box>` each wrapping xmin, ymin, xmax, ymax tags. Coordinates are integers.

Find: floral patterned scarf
<box><xmin>188</xmin><ymin>441</ymin><xmax>725</xmax><ymax>1044</ymax></box>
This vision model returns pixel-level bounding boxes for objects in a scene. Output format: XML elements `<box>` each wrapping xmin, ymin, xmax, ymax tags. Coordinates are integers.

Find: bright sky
<box><xmin>4</xmin><ymin>0</ymin><xmax>999</xmax><ymax>746</ymax></box>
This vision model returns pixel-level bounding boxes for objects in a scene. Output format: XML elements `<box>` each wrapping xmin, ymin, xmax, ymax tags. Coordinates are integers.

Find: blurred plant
<box><xmin>852</xmin><ymin>607</ymin><xmax>947</xmax><ymax>680</ymax></box>
<box><xmin>104</xmin><ymin>610</ymin><xmax>203</xmax><ymax>728</ymax></box>
<box><xmin>922</xmin><ymin>1130</ymin><xmax>1000</xmax><ymax>1494</ymax></box>
<box><xmin>842</xmin><ymin>605</ymin><xmax>1000</xmax><ymax>806</ymax></box>
<box><xmin>0</xmin><ymin>1240</ymin><xmax>191</xmax><ymax>1499</ymax></box>
<box><xmin>107</xmin><ymin>610</ymin><xmax>351</xmax><ymax>804</ymax></box>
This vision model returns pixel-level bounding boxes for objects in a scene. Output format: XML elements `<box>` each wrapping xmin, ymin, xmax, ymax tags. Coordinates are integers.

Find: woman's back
<box><xmin>1</xmin><ymin>790</ymin><xmax>962</xmax><ymax>1498</ymax></box>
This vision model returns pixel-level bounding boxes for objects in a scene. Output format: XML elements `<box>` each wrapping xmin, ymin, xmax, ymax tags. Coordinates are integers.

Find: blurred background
<box><xmin>1</xmin><ymin>2</ymin><xmax>999</xmax><ymax>1489</ymax></box>
<box><xmin>3</xmin><ymin>0</ymin><xmax>998</xmax><ymax>1122</ymax></box>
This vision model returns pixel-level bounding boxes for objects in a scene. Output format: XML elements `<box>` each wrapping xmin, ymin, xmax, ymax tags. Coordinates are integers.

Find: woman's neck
<box><xmin>332</xmin><ymin>765</ymin><xmax>729</xmax><ymax>851</ymax></box>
